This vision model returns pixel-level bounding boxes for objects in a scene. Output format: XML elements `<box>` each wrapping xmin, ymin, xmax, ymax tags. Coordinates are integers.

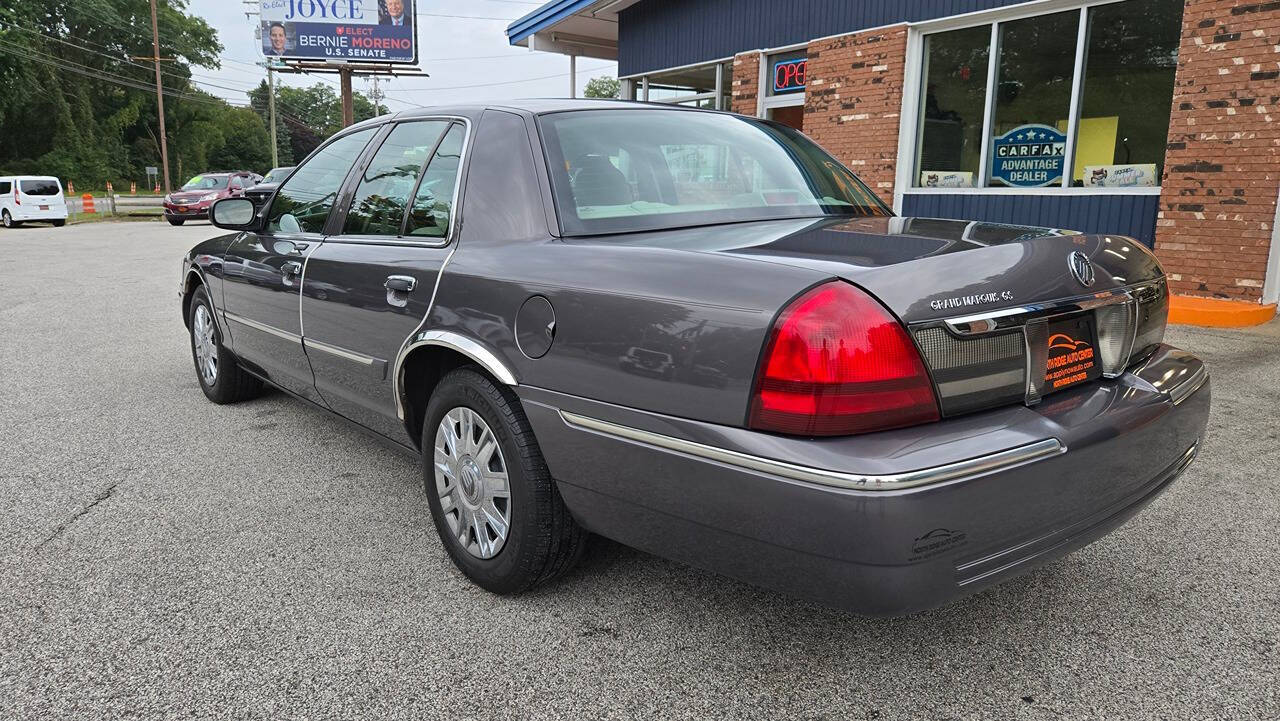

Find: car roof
<box><xmin>384</xmin><ymin>98</ymin><xmax>719</xmax><ymax>121</ymax></box>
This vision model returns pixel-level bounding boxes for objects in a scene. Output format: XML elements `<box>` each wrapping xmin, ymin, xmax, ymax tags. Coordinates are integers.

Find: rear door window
<box><xmin>20</xmin><ymin>179</ymin><xmax>61</xmax><ymax>196</ymax></box>
<box><xmin>342</xmin><ymin>120</ymin><xmax>449</xmax><ymax>237</ymax></box>
<box><xmin>405</xmin><ymin>123</ymin><xmax>465</xmax><ymax>238</ymax></box>
<box><xmin>0</xmin><ymin>181</ymin><xmax>10</xmax><ymax>194</ymax></box>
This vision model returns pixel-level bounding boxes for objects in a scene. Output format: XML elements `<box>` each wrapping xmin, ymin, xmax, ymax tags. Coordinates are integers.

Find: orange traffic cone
<box><xmin>154</xmin><ymin>183</ymin><xmax>161</xmax><ymax>194</ymax></box>
<box><xmin>106</xmin><ymin>181</ymin><xmax>113</xmax><ymax>194</ymax></box>
<box><xmin>68</xmin><ymin>180</ymin><xmax>75</xmax><ymax>194</ymax></box>
<box><xmin>81</xmin><ymin>193</ymin><xmax>96</xmax><ymax>214</ymax></box>
<box><xmin>131</xmin><ymin>182</ymin><xmax>137</xmax><ymax>195</ymax></box>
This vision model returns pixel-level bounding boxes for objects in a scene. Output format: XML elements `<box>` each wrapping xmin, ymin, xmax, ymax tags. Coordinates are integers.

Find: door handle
<box><xmin>384</xmin><ymin>275</ymin><xmax>417</xmax><ymax>293</ymax></box>
<box><xmin>281</xmin><ymin>261</ymin><xmax>303</xmax><ymax>276</ymax></box>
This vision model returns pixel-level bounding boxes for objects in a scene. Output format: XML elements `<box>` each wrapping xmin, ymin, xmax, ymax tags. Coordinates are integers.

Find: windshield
<box><xmin>20</xmin><ymin>179</ymin><xmax>61</xmax><ymax>196</ymax></box>
<box><xmin>181</xmin><ymin>175</ymin><xmax>229</xmax><ymax>191</ymax></box>
<box><xmin>539</xmin><ymin>109</ymin><xmax>889</xmax><ymax>236</ymax></box>
<box><xmin>263</xmin><ymin>167</ymin><xmax>293</xmax><ymax>183</ymax></box>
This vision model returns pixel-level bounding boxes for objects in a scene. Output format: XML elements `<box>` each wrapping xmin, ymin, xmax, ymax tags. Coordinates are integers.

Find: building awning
<box><xmin>506</xmin><ymin>0</ymin><xmax>641</xmax><ymax>60</ymax></box>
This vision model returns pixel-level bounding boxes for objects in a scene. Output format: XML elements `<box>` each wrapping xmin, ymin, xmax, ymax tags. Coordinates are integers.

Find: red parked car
<box><xmin>164</xmin><ymin>171</ymin><xmax>262</xmax><ymax>226</ymax></box>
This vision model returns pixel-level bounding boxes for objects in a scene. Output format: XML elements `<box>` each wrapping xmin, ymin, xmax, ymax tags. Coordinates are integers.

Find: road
<box><xmin>1</xmin><ymin>220</ymin><xmax>1277</xmax><ymax>719</ymax></box>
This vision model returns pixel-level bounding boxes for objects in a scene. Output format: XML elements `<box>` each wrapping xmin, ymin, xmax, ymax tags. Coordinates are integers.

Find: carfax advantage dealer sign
<box><xmin>260</xmin><ymin>0</ymin><xmax>418</xmax><ymax>64</ymax></box>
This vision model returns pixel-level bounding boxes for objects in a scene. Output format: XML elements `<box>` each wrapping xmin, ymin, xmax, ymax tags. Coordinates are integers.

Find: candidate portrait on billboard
<box><xmin>379</xmin><ymin>0</ymin><xmax>412</xmax><ymax>27</ymax></box>
<box><xmin>258</xmin><ymin>0</ymin><xmax>417</xmax><ymax>64</ymax></box>
<box><xmin>262</xmin><ymin>21</ymin><xmax>293</xmax><ymax>56</ymax></box>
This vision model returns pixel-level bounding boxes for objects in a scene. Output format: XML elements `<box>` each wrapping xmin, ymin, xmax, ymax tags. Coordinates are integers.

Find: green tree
<box><xmin>584</xmin><ymin>76</ymin><xmax>620</xmax><ymax>99</ymax></box>
<box><xmin>210</xmin><ymin>107</ymin><xmax>272</xmax><ymax>172</ymax></box>
<box><xmin>0</xmin><ymin>0</ymin><xmax>223</xmax><ymax>186</ymax></box>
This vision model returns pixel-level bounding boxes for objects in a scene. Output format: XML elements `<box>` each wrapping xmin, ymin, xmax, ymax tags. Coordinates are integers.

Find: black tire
<box><xmin>188</xmin><ymin>286</ymin><xmax>262</xmax><ymax>404</ymax></box>
<box><xmin>167</xmin><ymin>217</ymin><xmax>185</xmax><ymax>226</ymax></box>
<box><xmin>422</xmin><ymin>367</ymin><xmax>587</xmax><ymax>594</ymax></box>
<box><xmin>51</xmin><ymin>219</ymin><xmax>65</xmax><ymax>227</ymax></box>
<box><xmin>2</xmin><ymin>210</ymin><xmax>19</xmax><ymax>228</ymax></box>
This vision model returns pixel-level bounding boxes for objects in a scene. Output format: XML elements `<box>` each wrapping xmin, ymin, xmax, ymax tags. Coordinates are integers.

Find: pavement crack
<box><xmin>38</xmin><ymin>482</ymin><xmax>119</xmax><ymax>548</ymax></box>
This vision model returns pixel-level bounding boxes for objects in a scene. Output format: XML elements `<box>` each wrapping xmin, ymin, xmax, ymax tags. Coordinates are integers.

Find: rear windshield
<box><xmin>181</xmin><ymin>175</ymin><xmax>230</xmax><ymax>190</ymax></box>
<box><xmin>20</xmin><ymin>179</ymin><xmax>61</xmax><ymax>196</ymax></box>
<box><xmin>538</xmin><ymin>109</ymin><xmax>889</xmax><ymax>236</ymax></box>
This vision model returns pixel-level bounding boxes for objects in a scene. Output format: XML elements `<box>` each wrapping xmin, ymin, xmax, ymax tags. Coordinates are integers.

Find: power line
<box><xmin>385</xmin><ymin>63</ymin><xmax>614</xmax><ymax>93</ymax></box>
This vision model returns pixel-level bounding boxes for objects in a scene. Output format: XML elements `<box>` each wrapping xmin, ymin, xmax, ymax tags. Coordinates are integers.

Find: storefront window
<box><xmin>916</xmin><ymin>26</ymin><xmax>989</xmax><ymax>188</ymax></box>
<box><xmin>988</xmin><ymin>10</ymin><xmax>1079</xmax><ymax>187</ymax></box>
<box><xmin>1074</xmin><ymin>0</ymin><xmax>1182</xmax><ymax>186</ymax></box>
<box><xmin>912</xmin><ymin>1</ymin><xmax>1184</xmax><ymax>190</ymax></box>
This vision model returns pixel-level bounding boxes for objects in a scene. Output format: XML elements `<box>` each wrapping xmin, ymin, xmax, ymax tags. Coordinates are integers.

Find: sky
<box><xmin>186</xmin><ymin>0</ymin><xmax>618</xmax><ymax>110</ymax></box>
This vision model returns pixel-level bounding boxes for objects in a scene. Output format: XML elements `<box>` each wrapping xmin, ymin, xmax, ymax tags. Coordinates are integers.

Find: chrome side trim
<box><xmin>305</xmin><ymin>338</ymin><xmax>379</xmax><ymax>366</ymax></box>
<box><xmin>1169</xmin><ymin>363</ymin><xmax>1209</xmax><ymax>406</ymax></box>
<box><xmin>224</xmin><ymin>310</ymin><xmax>301</xmax><ymax>343</ymax></box>
<box><xmin>559</xmin><ymin>410</ymin><xmax>1065</xmax><ymax>492</ymax></box>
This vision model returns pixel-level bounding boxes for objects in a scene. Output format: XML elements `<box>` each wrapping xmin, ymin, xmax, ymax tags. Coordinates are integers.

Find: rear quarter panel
<box><xmin>430</xmin><ymin>240</ymin><xmax>828</xmax><ymax>426</ymax></box>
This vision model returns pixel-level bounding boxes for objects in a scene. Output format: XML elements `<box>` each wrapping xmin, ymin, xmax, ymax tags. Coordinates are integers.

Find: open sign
<box><xmin>773</xmin><ymin>58</ymin><xmax>806</xmax><ymax>94</ymax></box>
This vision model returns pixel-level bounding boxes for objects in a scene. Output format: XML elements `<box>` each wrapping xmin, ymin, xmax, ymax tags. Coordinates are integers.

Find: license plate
<box><xmin>1044</xmin><ymin>314</ymin><xmax>1101</xmax><ymax>393</ymax></box>
<box><xmin>39</xmin><ymin>205</ymin><xmax>49</xmax><ymax>210</ymax></box>
<box><xmin>178</xmin><ymin>206</ymin><xmax>188</xmax><ymax>212</ymax></box>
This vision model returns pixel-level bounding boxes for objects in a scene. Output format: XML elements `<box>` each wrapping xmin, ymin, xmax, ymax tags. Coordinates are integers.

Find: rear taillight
<box><xmin>749</xmin><ymin>281</ymin><xmax>940</xmax><ymax>436</ymax></box>
<box><xmin>13</xmin><ymin>187</ymin><xmax>18</xmax><ymax>205</ymax></box>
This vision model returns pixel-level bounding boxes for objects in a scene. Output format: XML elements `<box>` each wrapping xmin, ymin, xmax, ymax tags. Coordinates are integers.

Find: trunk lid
<box><xmin>608</xmin><ymin>216</ymin><xmax>1169</xmax><ymax>418</ymax></box>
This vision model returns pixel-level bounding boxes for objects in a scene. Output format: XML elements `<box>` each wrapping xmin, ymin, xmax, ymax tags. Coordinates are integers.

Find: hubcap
<box><xmin>433</xmin><ymin>407</ymin><xmax>511</xmax><ymax>559</ymax></box>
<box><xmin>192</xmin><ymin>305</ymin><xmax>218</xmax><ymax>385</ymax></box>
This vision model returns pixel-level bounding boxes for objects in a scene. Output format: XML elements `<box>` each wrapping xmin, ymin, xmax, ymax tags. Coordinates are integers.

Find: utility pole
<box><xmin>367</xmin><ymin>76</ymin><xmax>386</xmax><ymax>116</ymax></box>
<box><xmin>569</xmin><ymin>54</ymin><xmax>577</xmax><ymax>98</ymax></box>
<box><xmin>339</xmin><ymin>65</ymin><xmax>354</xmax><ymax>128</ymax></box>
<box><xmin>267</xmin><ymin>66</ymin><xmax>279</xmax><ymax>168</ymax></box>
<box><xmin>149</xmin><ymin>0</ymin><xmax>171</xmax><ymax>193</ymax></box>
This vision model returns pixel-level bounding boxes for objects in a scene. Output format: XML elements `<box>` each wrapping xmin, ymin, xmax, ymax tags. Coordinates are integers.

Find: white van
<box><xmin>0</xmin><ymin>176</ymin><xmax>69</xmax><ymax>228</ymax></box>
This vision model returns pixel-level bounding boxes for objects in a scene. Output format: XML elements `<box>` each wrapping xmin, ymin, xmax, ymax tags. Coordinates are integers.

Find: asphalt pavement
<box><xmin>1</xmin><ymin>220</ymin><xmax>1276</xmax><ymax>719</ymax></box>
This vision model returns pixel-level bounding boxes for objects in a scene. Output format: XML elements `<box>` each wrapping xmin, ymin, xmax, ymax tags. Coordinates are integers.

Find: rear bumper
<box><xmin>519</xmin><ymin>344</ymin><xmax>1210</xmax><ymax>616</ymax></box>
<box><xmin>9</xmin><ymin>207</ymin><xmax>68</xmax><ymax>221</ymax></box>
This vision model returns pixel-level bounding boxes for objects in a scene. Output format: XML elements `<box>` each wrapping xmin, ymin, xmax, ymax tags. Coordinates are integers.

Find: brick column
<box><xmin>730</xmin><ymin>52</ymin><xmax>760</xmax><ymax>116</ymax></box>
<box><xmin>804</xmin><ymin>25</ymin><xmax>909</xmax><ymax>205</ymax></box>
<box><xmin>1155</xmin><ymin>0</ymin><xmax>1280</xmax><ymax>301</ymax></box>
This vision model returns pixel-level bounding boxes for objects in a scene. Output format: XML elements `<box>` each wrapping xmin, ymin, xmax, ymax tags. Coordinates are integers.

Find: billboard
<box><xmin>260</xmin><ymin>0</ymin><xmax>417</xmax><ymax>64</ymax></box>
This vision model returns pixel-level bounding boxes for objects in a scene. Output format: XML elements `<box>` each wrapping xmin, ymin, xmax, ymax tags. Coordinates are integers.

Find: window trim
<box><xmin>327</xmin><ymin>115</ymin><xmax>473</xmax><ymax>249</ymax></box>
<box><xmin>895</xmin><ymin>0</ymin><xmax>1176</xmax><ymax>208</ymax></box>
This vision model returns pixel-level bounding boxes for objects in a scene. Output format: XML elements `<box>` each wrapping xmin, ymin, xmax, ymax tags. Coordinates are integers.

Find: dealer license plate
<box><xmin>178</xmin><ymin>206</ymin><xmax>188</xmax><ymax>212</ymax></box>
<box><xmin>1043</xmin><ymin>314</ymin><xmax>1101</xmax><ymax>393</ymax></box>
<box><xmin>39</xmin><ymin>205</ymin><xmax>49</xmax><ymax>210</ymax></box>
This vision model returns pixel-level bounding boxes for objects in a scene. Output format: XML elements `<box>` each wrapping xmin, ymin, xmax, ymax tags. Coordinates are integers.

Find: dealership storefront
<box><xmin>509</xmin><ymin>0</ymin><xmax>1280</xmax><ymax>311</ymax></box>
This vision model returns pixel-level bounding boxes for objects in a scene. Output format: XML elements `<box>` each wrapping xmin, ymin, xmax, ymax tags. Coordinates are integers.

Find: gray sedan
<box><xmin>180</xmin><ymin>100</ymin><xmax>1208</xmax><ymax>615</ymax></box>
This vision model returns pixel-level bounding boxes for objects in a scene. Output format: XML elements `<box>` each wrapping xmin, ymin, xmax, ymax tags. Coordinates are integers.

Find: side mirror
<box><xmin>210</xmin><ymin>197</ymin><xmax>260</xmax><ymax>231</ymax></box>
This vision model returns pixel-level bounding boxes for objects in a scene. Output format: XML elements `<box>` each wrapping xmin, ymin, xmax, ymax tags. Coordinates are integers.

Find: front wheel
<box><xmin>167</xmin><ymin>217</ymin><xmax>185</xmax><ymax>226</ymax></box>
<box><xmin>423</xmin><ymin>368</ymin><xmax>587</xmax><ymax>594</ymax></box>
<box><xmin>189</xmin><ymin>286</ymin><xmax>262</xmax><ymax>404</ymax></box>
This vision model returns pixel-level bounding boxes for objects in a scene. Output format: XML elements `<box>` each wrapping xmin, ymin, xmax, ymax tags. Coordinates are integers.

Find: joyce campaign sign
<box><xmin>991</xmin><ymin>124</ymin><xmax>1066</xmax><ymax>187</ymax></box>
<box><xmin>260</xmin><ymin>0</ymin><xmax>417</xmax><ymax>64</ymax></box>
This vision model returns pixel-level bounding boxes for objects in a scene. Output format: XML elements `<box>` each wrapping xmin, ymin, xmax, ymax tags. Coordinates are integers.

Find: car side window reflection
<box><xmin>405</xmin><ymin>123</ymin><xmax>465</xmax><ymax>238</ymax></box>
<box><xmin>267</xmin><ymin>127</ymin><xmax>377</xmax><ymax>234</ymax></box>
<box><xmin>343</xmin><ymin>121</ymin><xmax>449</xmax><ymax>237</ymax></box>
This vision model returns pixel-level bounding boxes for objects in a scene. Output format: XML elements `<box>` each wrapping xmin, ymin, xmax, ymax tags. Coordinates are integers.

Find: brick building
<box><xmin>509</xmin><ymin>0</ymin><xmax>1280</xmax><ymax>310</ymax></box>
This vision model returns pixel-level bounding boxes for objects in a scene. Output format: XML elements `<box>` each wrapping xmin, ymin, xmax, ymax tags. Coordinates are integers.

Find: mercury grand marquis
<box><xmin>180</xmin><ymin>100</ymin><xmax>1209</xmax><ymax>615</ymax></box>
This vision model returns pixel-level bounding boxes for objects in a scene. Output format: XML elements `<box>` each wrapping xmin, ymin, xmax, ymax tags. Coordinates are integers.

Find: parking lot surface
<box><xmin>1</xmin><ymin>221</ymin><xmax>1277</xmax><ymax>719</ymax></box>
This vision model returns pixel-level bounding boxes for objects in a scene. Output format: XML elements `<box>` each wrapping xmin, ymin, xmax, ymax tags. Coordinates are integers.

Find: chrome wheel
<box><xmin>192</xmin><ymin>304</ymin><xmax>218</xmax><ymax>385</ymax></box>
<box><xmin>433</xmin><ymin>406</ymin><xmax>511</xmax><ymax>559</ymax></box>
